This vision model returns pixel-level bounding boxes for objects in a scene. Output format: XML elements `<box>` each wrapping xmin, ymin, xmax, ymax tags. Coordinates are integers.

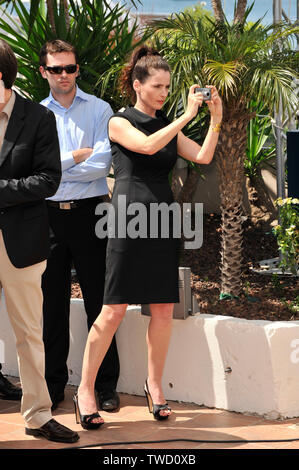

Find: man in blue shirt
<box><xmin>39</xmin><ymin>39</ymin><xmax>120</xmax><ymax>412</ymax></box>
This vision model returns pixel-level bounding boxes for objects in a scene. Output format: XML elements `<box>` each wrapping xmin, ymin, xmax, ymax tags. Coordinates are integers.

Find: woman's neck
<box><xmin>134</xmin><ymin>100</ymin><xmax>156</xmax><ymax>118</ymax></box>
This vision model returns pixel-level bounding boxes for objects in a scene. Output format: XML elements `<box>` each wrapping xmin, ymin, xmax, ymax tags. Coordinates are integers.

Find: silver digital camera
<box><xmin>194</xmin><ymin>87</ymin><xmax>211</xmax><ymax>101</ymax></box>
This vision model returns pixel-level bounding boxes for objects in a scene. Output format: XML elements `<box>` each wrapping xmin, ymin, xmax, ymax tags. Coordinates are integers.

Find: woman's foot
<box><xmin>145</xmin><ymin>379</ymin><xmax>171</xmax><ymax>419</ymax></box>
<box><xmin>76</xmin><ymin>387</ymin><xmax>104</xmax><ymax>426</ymax></box>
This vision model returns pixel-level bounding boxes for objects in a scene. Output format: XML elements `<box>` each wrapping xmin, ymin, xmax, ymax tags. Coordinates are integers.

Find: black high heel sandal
<box><xmin>144</xmin><ymin>380</ymin><xmax>171</xmax><ymax>421</ymax></box>
<box><xmin>73</xmin><ymin>393</ymin><xmax>104</xmax><ymax>430</ymax></box>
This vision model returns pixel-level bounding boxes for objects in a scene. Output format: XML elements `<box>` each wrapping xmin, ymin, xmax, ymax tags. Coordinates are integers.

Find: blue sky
<box><xmin>122</xmin><ymin>0</ymin><xmax>298</xmax><ymax>25</ymax></box>
<box><xmin>9</xmin><ymin>1</ymin><xmax>299</xmax><ymax>26</ymax></box>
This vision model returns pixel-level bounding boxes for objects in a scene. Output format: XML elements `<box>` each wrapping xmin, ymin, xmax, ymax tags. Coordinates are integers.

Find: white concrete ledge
<box><xmin>1</xmin><ymin>298</ymin><xmax>299</xmax><ymax>420</ymax></box>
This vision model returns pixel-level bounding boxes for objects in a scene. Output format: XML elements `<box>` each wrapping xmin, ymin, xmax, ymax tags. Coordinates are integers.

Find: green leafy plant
<box><xmin>273</xmin><ymin>197</ymin><xmax>299</xmax><ymax>275</ymax></box>
<box><xmin>282</xmin><ymin>295</ymin><xmax>299</xmax><ymax>315</ymax></box>
<box><xmin>245</xmin><ymin>103</ymin><xmax>276</xmax><ymax>178</ymax></box>
<box><xmin>0</xmin><ymin>0</ymin><xmax>149</xmax><ymax>108</ymax></box>
<box><xmin>270</xmin><ymin>273</ymin><xmax>285</xmax><ymax>294</ymax></box>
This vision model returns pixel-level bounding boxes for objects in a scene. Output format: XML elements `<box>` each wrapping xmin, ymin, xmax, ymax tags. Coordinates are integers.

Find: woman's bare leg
<box><xmin>77</xmin><ymin>303</ymin><xmax>127</xmax><ymax>423</ymax></box>
<box><xmin>146</xmin><ymin>303</ymin><xmax>174</xmax><ymax>417</ymax></box>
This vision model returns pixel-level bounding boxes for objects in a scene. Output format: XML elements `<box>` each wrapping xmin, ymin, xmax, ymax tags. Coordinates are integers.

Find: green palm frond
<box><xmin>150</xmin><ymin>10</ymin><xmax>299</xmax><ymax>120</ymax></box>
<box><xmin>203</xmin><ymin>59</ymin><xmax>246</xmax><ymax>99</ymax></box>
<box><xmin>249</xmin><ymin>65</ymin><xmax>297</xmax><ymax>116</ymax></box>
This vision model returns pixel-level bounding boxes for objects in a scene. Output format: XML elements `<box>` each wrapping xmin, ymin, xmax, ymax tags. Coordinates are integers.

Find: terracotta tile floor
<box><xmin>1</xmin><ymin>377</ymin><xmax>299</xmax><ymax>450</ymax></box>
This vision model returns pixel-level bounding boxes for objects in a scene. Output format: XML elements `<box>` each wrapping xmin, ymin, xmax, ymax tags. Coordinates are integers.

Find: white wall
<box><xmin>2</xmin><ymin>297</ymin><xmax>299</xmax><ymax>419</ymax></box>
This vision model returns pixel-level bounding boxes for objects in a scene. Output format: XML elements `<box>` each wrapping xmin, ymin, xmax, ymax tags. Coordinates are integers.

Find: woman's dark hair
<box><xmin>120</xmin><ymin>46</ymin><xmax>170</xmax><ymax>103</ymax></box>
<box><xmin>0</xmin><ymin>39</ymin><xmax>18</xmax><ymax>89</ymax></box>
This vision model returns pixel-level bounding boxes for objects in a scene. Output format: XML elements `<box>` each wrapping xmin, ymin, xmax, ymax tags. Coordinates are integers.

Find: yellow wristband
<box><xmin>211</xmin><ymin>122</ymin><xmax>221</xmax><ymax>133</ymax></box>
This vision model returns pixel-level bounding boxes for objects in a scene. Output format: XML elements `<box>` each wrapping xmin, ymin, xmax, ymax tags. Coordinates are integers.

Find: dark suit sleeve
<box><xmin>0</xmin><ymin>110</ymin><xmax>61</xmax><ymax>208</ymax></box>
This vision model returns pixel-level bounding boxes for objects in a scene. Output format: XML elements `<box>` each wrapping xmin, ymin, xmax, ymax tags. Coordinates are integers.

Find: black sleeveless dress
<box><xmin>103</xmin><ymin>107</ymin><xmax>180</xmax><ymax>305</ymax></box>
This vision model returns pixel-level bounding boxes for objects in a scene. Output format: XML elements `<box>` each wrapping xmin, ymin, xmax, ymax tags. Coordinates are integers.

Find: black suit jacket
<box><xmin>0</xmin><ymin>92</ymin><xmax>61</xmax><ymax>268</ymax></box>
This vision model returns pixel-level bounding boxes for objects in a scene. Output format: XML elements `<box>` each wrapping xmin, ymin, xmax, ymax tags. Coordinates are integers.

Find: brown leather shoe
<box><xmin>25</xmin><ymin>419</ymin><xmax>79</xmax><ymax>443</ymax></box>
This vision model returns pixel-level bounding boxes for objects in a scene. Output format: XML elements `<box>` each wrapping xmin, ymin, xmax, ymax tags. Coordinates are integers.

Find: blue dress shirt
<box><xmin>40</xmin><ymin>86</ymin><xmax>113</xmax><ymax>201</ymax></box>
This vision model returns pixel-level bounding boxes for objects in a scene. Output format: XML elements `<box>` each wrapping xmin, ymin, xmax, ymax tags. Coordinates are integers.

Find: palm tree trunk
<box><xmin>212</xmin><ymin>0</ymin><xmax>247</xmax><ymax>24</ymax></box>
<box><xmin>216</xmin><ymin>103</ymin><xmax>253</xmax><ymax>296</ymax></box>
<box><xmin>211</xmin><ymin>0</ymin><xmax>225</xmax><ymax>22</ymax></box>
<box><xmin>46</xmin><ymin>0</ymin><xmax>56</xmax><ymax>34</ymax></box>
<box><xmin>234</xmin><ymin>0</ymin><xmax>247</xmax><ymax>24</ymax></box>
<box><xmin>61</xmin><ymin>0</ymin><xmax>70</xmax><ymax>30</ymax></box>
<box><xmin>46</xmin><ymin>0</ymin><xmax>70</xmax><ymax>33</ymax></box>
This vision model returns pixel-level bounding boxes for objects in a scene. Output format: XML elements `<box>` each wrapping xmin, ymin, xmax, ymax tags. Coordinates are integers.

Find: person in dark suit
<box><xmin>0</xmin><ymin>39</ymin><xmax>79</xmax><ymax>443</ymax></box>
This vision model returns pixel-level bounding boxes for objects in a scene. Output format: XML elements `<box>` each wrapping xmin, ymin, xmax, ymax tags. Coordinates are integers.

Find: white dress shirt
<box><xmin>40</xmin><ymin>86</ymin><xmax>113</xmax><ymax>201</ymax></box>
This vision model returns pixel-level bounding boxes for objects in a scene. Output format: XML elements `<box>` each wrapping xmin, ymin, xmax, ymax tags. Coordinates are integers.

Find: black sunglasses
<box><xmin>44</xmin><ymin>64</ymin><xmax>77</xmax><ymax>75</ymax></box>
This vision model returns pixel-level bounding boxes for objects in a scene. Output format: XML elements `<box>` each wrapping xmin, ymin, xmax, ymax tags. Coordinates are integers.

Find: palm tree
<box><xmin>150</xmin><ymin>5</ymin><xmax>298</xmax><ymax>297</ymax></box>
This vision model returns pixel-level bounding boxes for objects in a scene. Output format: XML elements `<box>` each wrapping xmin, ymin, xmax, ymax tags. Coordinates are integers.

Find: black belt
<box><xmin>46</xmin><ymin>196</ymin><xmax>104</xmax><ymax>210</ymax></box>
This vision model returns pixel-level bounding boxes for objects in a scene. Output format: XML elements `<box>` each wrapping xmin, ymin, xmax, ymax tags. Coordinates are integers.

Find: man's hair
<box><xmin>39</xmin><ymin>39</ymin><xmax>79</xmax><ymax>66</ymax></box>
<box><xmin>0</xmin><ymin>39</ymin><xmax>18</xmax><ymax>89</ymax></box>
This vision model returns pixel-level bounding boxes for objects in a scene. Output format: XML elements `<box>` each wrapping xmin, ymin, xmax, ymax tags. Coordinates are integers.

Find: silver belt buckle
<box><xmin>59</xmin><ymin>202</ymin><xmax>72</xmax><ymax>210</ymax></box>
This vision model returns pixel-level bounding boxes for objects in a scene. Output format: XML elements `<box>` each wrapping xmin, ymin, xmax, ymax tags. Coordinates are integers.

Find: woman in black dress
<box><xmin>74</xmin><ymin>46</ymin><xmax>222</xmax><ymax>428</ymax></box>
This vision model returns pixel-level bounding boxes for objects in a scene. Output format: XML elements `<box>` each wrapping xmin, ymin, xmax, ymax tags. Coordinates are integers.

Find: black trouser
<box><xmin>42</xmin><ymin>198</ymin><xmax>119</xmax><ymax>400</ymax></box>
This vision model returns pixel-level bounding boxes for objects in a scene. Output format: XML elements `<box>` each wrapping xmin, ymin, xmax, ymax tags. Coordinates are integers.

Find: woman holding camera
<box><xmin>73</xmin><ymin>46</ymin><xmax>223</xmax><ymax>428</ymax></box>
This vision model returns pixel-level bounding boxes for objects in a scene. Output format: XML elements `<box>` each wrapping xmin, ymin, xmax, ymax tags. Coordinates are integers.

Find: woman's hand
<box><xmin>185</xmin><ymin>85</ymin><xmax>222</xmax><ymax>122</ymax></box>
<box><xmin>205</xmin><ymin>85</ymin><xmax>223</xmax><ymax>121</ymax></box>
<box><xmin>177</xmin><ymin>85</ymin><xmax>223</xmax><ymax>165</ymax></box>
<box><xmin>185</xmin><ymin>85</ymin><xmax>204</xmax><ymax>120</ymax></box>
